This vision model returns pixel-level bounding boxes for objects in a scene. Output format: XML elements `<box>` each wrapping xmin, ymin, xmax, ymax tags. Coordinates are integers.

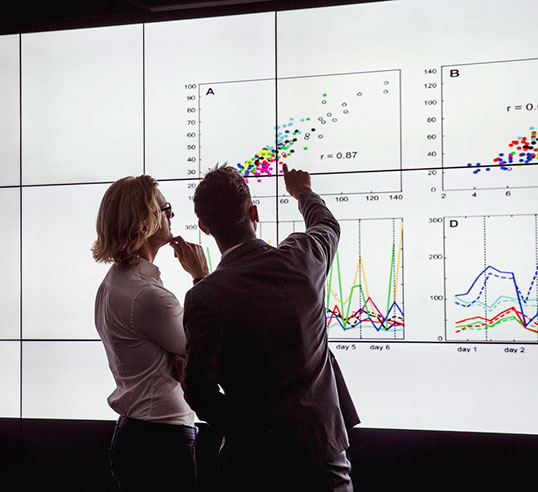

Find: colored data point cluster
<box><xmin>235</xmin><ymin>117</ymin><xmax>304</xmax><ymax>183</ymax></box>
<box><xmin>467</xmin><ymin>126</ymin><xmax>537</xmax><ymax>174</ymax></box>
<box><xmin>235</xmin><ymin>92</ymin><xmax>351</xmax><ymax>183</ymax></box>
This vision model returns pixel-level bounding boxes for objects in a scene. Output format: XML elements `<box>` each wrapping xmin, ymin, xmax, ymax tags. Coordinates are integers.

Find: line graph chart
<box><xmin>454</xmin><ymin>265</ymin><xmax>538</xmax><ymax>337</ymax></box>
<box><xmin>444</xmin><ymin>214</ymin><xmax>538</xmax><ymax>342</ymax></box>
<box><xmin>279</xmin><ymin>217</ymin><xmax>404</xmax><ymax>340</ymax></box>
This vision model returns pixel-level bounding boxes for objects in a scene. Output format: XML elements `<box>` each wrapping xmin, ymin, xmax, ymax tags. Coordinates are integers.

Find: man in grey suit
<box><xmin>172</xmin><ymin>164</ymin><xmax>358</xmax><ymax>492</ymax></box>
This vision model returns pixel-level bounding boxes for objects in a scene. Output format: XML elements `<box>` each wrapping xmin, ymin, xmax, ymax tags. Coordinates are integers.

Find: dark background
<box><xmin>0</xmin><ymin>0</ymin><xmax>369</xmax><ymax>35</ymax></box>
<box><xmin>1</xmin><ymin>418</ymin><xmax>537</xmax><ymax>491</ymax></box>
<box><xmin>1</xmin><ymin>1</ymin><xmax>537</xmax><ymax>490</ymax></box>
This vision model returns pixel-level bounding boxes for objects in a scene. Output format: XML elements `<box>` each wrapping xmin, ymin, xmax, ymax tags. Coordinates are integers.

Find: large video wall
<box><xmin>1</xmin><ymin>0</ymin><xmax>537</xmax><ymax>434</ymax></box>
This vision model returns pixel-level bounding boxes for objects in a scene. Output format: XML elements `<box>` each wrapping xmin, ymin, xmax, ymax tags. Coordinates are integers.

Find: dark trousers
<box><xmin>218</xmin><ymin>432</ymin><xmax>353</xmax><ymax>492</ymax></box>
<box><xmin>110</xmin><ymin>416</ymin><xmax>197</xmax><ymax>492</ymax></box>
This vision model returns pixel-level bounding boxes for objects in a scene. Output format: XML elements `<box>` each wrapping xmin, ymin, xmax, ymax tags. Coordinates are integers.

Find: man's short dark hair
<box><xmin>193</xmin><ymin>165</ymin><xmax>253</xmax><ymax>244</ymax></box>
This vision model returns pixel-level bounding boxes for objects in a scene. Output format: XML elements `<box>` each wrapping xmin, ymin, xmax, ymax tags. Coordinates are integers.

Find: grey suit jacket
<box><xmin>182</xmin><ymin>192</ymin><xmax>359</xmax><ymax>464</ymax></box>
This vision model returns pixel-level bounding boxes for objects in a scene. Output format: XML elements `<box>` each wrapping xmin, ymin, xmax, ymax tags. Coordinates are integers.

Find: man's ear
<box><xmin>250</xmin><ymin>205</ymin><xmax>259</xmax><ymax>223</ymax></box>
<box><xmin>198</xmin><ymin>219</ymin><xmax>211</xmax><ymax>236</ymax></box>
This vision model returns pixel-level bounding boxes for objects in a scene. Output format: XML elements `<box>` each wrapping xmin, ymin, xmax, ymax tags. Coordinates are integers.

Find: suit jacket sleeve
<box><xmin>284</xmin><ymin>191</ymin><xmax>341</xmax><ymax>274</ymax></box>
<box><xmin>181</xmin><ymin>287</ymin><xmax>229</xmax><ymax>430</ymax></box>
<box><xmin>288</xmin><ymin>192</ymin><xmax>360</xmax><ymax>429</ymax></box>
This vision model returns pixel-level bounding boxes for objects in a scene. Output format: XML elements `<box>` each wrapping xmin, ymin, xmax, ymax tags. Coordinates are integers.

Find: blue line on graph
<box><xmin>455</xmin><ymin>264</ymin><xmax>538</xmax><ymax>328</ymax></box>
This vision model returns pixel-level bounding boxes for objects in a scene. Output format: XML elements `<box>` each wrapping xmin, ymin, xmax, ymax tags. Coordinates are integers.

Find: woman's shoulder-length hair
<box><xmin>92</xmin><ymin>175</ymin><xmax>161</xmax><ymax>265</ymax></box>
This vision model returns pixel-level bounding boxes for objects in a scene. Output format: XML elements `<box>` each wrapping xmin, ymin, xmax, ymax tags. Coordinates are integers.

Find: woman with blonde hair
<box><xmin>93</xmin><ymin>175</ymin><xmax>208</xmax><ymax>491</ymax></box>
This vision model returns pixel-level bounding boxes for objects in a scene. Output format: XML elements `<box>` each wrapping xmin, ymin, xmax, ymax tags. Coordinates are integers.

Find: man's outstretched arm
<box><xmin>282</xmin><ymin>163</ymin><xmax>341</xmax><ymax>272</ymax></box>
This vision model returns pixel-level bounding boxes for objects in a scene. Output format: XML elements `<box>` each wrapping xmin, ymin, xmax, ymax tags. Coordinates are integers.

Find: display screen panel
<box><xmin>0</xmin><ymin>188</ymin><xmax>20</xmax><ymax>340</ymax></box>
<box><xmin>0</xmin><ymin>34</ymin><xmax>20</xmax><ymax>186</ymax></box>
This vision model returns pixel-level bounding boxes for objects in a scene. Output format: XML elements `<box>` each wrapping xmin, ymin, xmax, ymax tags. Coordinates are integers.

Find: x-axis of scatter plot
<box><xmin>198</xmin><ymin>70</ymin><xmax>402</xmax><ymax>196</ymax></box>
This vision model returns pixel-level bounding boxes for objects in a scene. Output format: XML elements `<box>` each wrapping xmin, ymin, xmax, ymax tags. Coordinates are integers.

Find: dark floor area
<box><xmin>1</xmin><ymin>418</ymin><xmax>537</xmax><ymax>491</ymax></box>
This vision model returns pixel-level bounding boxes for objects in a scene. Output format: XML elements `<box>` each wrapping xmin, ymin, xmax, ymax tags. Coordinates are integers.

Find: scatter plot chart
<box><xmin>445</xmin><ymin>215</ymin><xmax>538</xmax><ymax>342</ymax></box>
<box><xmin>441</xmin><ymin>58</ymin><xmax>538</xmax><ymax>190</ymax></box>
<box><xmin>279</xmin><ymin>218</ymin><xmax>404</xmax><ymax>340</ymax></box>
<box><xmin>198</xmin><ymin>70</ymin><xmax>401</xmax><ymax>195</ymax></box>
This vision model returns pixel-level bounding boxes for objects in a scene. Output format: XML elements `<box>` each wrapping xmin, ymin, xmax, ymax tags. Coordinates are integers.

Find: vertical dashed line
<box><xmin>483</xmin><ymin>216</ymin><xmax>488</xmax><ymax>342</ymax></box>
<box><xmin>358</xmin><ymin>219</ymin><xmax>362</xmax><ymax>340</ymax></box>
<box><xmin>392</xmin><ymin>218</ymin><xmax>397</xmax><ymax>339</ymax></box>
<box><xmin>400</xmin><ymin>218</ymin><xmax>405</xmax><ymax>341</ymax></box>
<box><xmin>535</xmin><ymin>214</ymin><xmax>538</xmax><ymax>342</ymax></box>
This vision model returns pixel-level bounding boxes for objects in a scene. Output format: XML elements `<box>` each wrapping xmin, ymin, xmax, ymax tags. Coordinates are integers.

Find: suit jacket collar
<box><xmin>216</xmin><ymin>239</ymin><xmax>267</xmax><ymax>268</ymax></box>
